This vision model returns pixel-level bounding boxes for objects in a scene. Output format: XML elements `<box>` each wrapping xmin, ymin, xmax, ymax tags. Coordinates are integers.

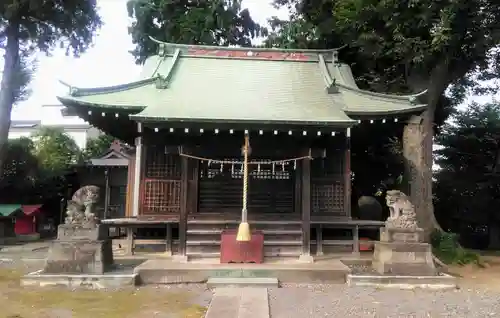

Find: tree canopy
<box><xmin>434</xmin><ymin>102</ymin><xmax>500</xmax><ymax>231</ymax></box>
<box><xmin>31</xmin><ymin>127</ymin><xmax>81</xmax><ymax>175</ymax></box>
<box><xmin>0</xmin><ymin>137</ymin><xmax>37</xmax><ymax>197</ymax></box>
<box><xmin>265</xmin><ymin>0</ymin><xmax>500</xmax><ymax>234</ymax></box>
<box><xmin>81</xmin><ymin>134</ymin><xmax>115</xmax><ymax>161</ymax></box>
<box><xmin>0</xmin><ymin>0</ymin><xmax>102</xmax><ymax>176</ymax></box>
<box><xmin>126</xmin><ymin>0</ymin><xmax>267</xmax><ymax>63</ymax></box>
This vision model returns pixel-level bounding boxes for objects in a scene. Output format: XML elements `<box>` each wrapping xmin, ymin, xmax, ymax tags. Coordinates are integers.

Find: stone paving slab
<box><xmin>238</xmin><ymin>288</ymin><xmax>269</xmax><ymax>318</ymax></box>
<box><xmin>205</xmin><ymin>288</ymin><xmax>241</xmax><ymax>318</ymax></box>
<box><xmin>205</xmin><ymin>288</ymin><xmax>270</xmax><ymax>318</ymax></box>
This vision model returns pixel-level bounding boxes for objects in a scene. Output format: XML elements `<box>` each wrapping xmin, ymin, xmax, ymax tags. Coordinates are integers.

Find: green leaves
<box><xmin>0</xmin><ymin>0</ymin><xmax>102</xmax><ymax>177</ymax></box>
<box><xmin>1</xmin><ymin>0</ymin><xmax>102</xmax><ymax>56</ymax></box>
<box><xmin>31</xmin><ymin>127</ymin><xmax>81</xmax><ymax>176</ymax></box>
<box><xmin>127</xmin><ymin>0</ymin><xmax>266</xmax><ymax>63</ymax></box>
<box><xmin>434</xmin><ymin>102</ymin><xmax>500</xmax><ymax>224</ymax></box>
<box><xmin>82</xmin><ymin>134</ymin><xmax>115</xmax><ymax>161</ymax></box>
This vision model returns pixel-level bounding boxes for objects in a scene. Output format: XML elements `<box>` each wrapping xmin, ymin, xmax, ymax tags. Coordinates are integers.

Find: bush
<box><xmin>431</xmin><ymin>230</ymin><xmax>481</xmax><ymax>265</ymax></box>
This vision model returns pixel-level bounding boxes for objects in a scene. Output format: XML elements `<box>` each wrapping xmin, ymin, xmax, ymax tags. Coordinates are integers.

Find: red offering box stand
<box><xmin>220</xmin><ymin>229</ymin><xmax>264</xmax><ymax>264</ymax></box>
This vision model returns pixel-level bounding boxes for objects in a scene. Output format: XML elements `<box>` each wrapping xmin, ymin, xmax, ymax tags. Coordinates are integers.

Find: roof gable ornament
<box><xmin>59</xmin><ymin>81</ymin><xmax>79</xmax><ymax>96</ymax></box>
<box><xmin>332</xmin><ymin>51</ymin><xmax>339</xmax><ymax>64</ymax></box>
<box><xmin>318</xmin><ymin>54</ymin><xmax>339</xmax><ymax>94</ymax></box>
<box><xmin>158</xmin><ymin>43</ymin><xmax>168</xmax><ymax>57</ymax></box>
<box><xmin>154</xmin><ymin>48</ymin><xmax>181</xmax><ymax>89</ymax></box>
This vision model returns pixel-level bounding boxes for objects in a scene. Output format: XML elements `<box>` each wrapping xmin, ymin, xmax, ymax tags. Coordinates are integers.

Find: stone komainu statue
<box><xmin>64</xmin><ymin>185</ymin><xmax>100</xmax><ymax>226</ymax></box>
<box><xmin>385</xmin><ymin>190</ymin><xmax>419</xmax><ymax>229</ymax></box>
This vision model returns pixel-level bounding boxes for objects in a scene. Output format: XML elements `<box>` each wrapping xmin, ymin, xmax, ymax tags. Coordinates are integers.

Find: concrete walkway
<box><xmin>205</xmin><ymin>288</ymin><xmax>269</xmax><ymax>318</ymax></box>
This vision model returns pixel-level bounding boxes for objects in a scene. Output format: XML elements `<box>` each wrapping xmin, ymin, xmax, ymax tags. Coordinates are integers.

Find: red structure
<box><xmin>220</xmin><ymin>230</ymin><xmax>264</xmax><ymax>264</ymax></box>
<box><xmin>14</xmin><ymin>205</ymin><xmax>42</xmax><ymax>235</ymax></box>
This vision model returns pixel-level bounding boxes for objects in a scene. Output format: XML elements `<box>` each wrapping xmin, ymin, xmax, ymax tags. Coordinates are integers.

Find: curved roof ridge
<box><xmin>332</xmin><ymin>63</ymin><xmax>359</xmax><ymax>88</ymax></box>
<box><xmin>329</xmin><ymin>64</ymin><xmax>427</xmax><ymax>102</ymax></box>
<box><xmin>336</xmin><ymin>81</ymin><xmax>427</xmax><ymax>102</ymax></box>
<box><xmin>149</xmin><ymin>36</ymin><xmax>342</xmax><ymax>54</ymax></box>
<box><xmin>59</xmin><ymin>77</ymin><xmax>158</xmax><ymax>97</ymax></box>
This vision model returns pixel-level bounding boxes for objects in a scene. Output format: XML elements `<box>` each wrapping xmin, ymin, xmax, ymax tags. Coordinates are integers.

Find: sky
<box><xmin>9</xmin><ymin>0</ymin><xmax>499</xmax><ymax>122</ymax></box>
<box><xmin>11</xmin><ymin>0</ymin><xmax>289</xmax><ymax>121</ymax></box>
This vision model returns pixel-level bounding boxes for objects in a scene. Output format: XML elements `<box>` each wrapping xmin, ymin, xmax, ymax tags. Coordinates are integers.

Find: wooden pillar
<box><xmin>126</xmin><ymin>226</ymin><xmax>134</xmax><ymax>256</ymax></box>
<box><xmin>294</xmin><ymin>163</ymin><xmax>302</xmax><ymax>214</ymax></box>
<box><xmin>316</xmin><ymin>224</ymin><xmax>323</xmax><ymax>256</ymax></box>
<box><xmin>165</xmin><ymin>223</ymin><xmax>172</xmax><ymax>256</ymax></box>
<box><xmin>132</xmin><ymin>123</ymin><xmax>143</xmax><ymax>217</ymax></box>
<box><xmin>125</xmin><ymin>157</ymin><xmax>136</xmax><ymax>217</ymax></box>
<box><xmin>103</xmin><ymin>168</ymin><xmax>110</xmax><ymax>219</ymax></box>
<box><xmin>299</xmin><ymin>148</ymin><xmax>313</xmax><ymax>263</ymax></box>
<box><xmin>352</xmin><ymin>224</ymin><xmax>360</xmax><ymax>256</ymax></box>
<box><xmin>175</xmin><ymin>147</ymin><xmax>189</xmax><ymax>262</ymax></box>
<box><xmin>344</xmin><ymin>127</ymin><xmax>352</xmax><ymax>218</ymax></box>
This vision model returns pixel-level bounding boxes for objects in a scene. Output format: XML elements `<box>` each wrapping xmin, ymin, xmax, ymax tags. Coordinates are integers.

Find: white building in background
<box><xmin>9</xmin><ymin>104</ymin><xmax>101</xmax><ymax>149</ymax></box>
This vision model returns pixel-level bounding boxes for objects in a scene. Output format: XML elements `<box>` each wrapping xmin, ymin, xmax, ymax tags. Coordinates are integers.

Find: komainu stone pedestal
<box><xmin>372</xmin><ymin>227</ymin><xmax>437</xmax><ymax>276</ymax></box>
<box><xmin>43</xmin><ymin>224</ymin><xmax>114</xmax><ymax>274</ymax></box>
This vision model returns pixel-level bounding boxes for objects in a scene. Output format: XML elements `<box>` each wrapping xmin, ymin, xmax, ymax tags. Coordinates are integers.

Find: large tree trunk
<box><xmin>404</xmin><ymin>66</ymin><xmax>449</xmax><ymax>239</ymax></box>
<box><xmin>403</xmin><ymin>110</ymin><xmax>441</xmax><ymax>239</ymax></box>
<box><xmin>0</xmin><ymin>23</ymin><xmax>20</xmax><ymax>177</ymax></box>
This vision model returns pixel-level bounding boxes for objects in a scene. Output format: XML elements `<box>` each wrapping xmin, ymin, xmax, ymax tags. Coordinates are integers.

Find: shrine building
<box><xmin>57</xmin><ymin>40</ymin><xmax>427</xmax><ymax>262</ymax></box>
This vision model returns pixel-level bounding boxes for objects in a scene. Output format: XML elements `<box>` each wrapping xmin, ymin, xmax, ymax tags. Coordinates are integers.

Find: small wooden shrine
<box><xmin>57</xmin><ymin>41</ymin><xmax>428</xmax><ymax>261</ymax></box>
<box><xmin>79</xmin><ymin>140</ymin><xmax>133</xmax><ymax>219</ymax></box>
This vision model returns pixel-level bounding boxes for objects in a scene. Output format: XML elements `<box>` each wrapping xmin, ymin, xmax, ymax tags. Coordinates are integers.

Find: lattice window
<box><xmin>199</xmin><ymin>159</ymin><xmax>292</xmax><ymax>180</ymax></box>
<box><xmin>310</xmin><ymin>148</ymin><xmax>346</xmax><ymax>215</ymax></box>
<box><xmin>142</xmin><ymin>179</ymin><xmax>181</xmax><ymax>214</ymax></box>
<box><xmin>145</xmin><ymin>147</ymin><xmax>181</xmax><ymax>179</ymax></box>
<box><xmin>312</xmin><ymin>183</ymin><xmax>344</xmax><ymax>215</ymax></box>
<box><xmin>311</xmin><ymin>156</ymin><xmax>343</xmax><ymax>178</ymax></box>
<box><xmin>198</xmin><ymin>158</ymin><xmax>295</xmax><ymax>213</ymax></box>
<box><xmin>142</xmin><ymin>147</ymin><xmax>182</xmax><ymax>215</ymax></box>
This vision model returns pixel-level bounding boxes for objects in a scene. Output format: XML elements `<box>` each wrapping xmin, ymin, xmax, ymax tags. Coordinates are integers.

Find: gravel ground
<box><xmin>269</xmin><ymin>284</ymin><xmax>500</xmax><ymax>317</ymax></box>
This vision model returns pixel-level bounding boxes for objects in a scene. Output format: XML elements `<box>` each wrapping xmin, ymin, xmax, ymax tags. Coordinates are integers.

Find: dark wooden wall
<box><xmin>139</xmin><ymin>133</ymin><xmax>347</xmax><ymax>218</ymax></box>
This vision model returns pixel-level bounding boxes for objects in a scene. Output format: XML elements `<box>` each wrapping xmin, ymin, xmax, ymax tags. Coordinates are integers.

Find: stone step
<box><xmin>187</xmin><ymin>229</ymin><xmax>302</xmax><ymax>242</ymax></box>
<box><xmin>186</xmin><ymin>244</ymin><xmax>301</xmax><ymax>258</ymax></box>
<box><xmin>186</xmin><ymin>240</ymin><xmax>302</xmax><ymax>246</ymax></box>
<box><xmin>187</xmin><ymin>221</ymin><xmax>301</xmax><ymax>232</ymax></box>
<box><xmin>134</xmin><ymin>259</ymin><xmax>349</xmax><ymax>285</ymax></box>
<box><xmin>207</xmin><ymin>277</ymin><xmax>279</xmax><ymax>288</ymax></box>
<box><xmin>186</xmin><ymin>250</ymin><xmax>301</xmax><ymax>259</ymax></box>
<box><xmin>187</xmin><ymin>229</ymin><xmax>302</xmax><ymax>235</ymax></box>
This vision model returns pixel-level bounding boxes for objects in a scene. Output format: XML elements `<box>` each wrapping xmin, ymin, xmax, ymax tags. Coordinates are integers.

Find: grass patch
<box><xmin>0</xmin><ymin>268</ymin><xmax>207</xmax><ymax>318</ymax></box>
<box><xmin>431</xmin><ymin>230</ymin><xmax>483</xmax><ymax>266</ymax></box>
<box><xmin>0</xmin><ymin>269</ymin><xmax>22</xmax><ymax>283</ymax></box>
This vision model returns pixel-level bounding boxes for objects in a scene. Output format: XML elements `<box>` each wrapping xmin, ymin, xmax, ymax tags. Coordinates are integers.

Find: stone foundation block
<box><xmin>44</xmin><ymin>239</ymin><xmax>114</xmax><ymax>274</ymax></box>
<box><xmin>372</xmin><ymin>240</ymin><xmax>436</xmax><ymax>276</ymax></box>
<box><xmin>380</xmin><ymin>227</ymin><xmax>424</xmax><ymax>243</ymax></box>
<box><xmin>57</xmin><ymin>224</ymin><xmax>108</xmax><ymax>241</ymax></box>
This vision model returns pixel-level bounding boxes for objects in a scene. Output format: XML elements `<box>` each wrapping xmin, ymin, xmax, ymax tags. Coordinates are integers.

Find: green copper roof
<box><xmin>56</xmin><ymin>41</ymin><xmax>428</xmax><ymax>125</ymax></box>
<box><xmin>328</xmin><ymin>63</ymin><xmax>427</xmax><ymax>115</ymax></box>
<box><xmin>131</xmin><ymin>55</ymin><xmax>355</xmax><ymax>126</ymax></box>
<box><xmin>0</xmin><ymin>204</ymin><xmax>21</xmax><ymax>217</ymax></box>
